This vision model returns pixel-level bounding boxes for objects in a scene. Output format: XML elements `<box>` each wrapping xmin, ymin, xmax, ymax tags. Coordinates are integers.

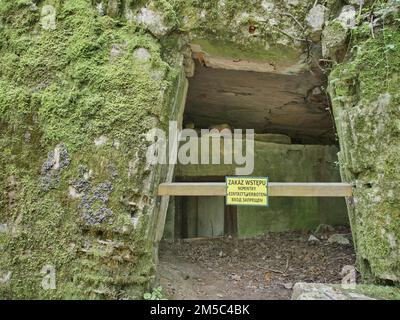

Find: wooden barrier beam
<box><xmin>158</xmin><ymin>182</ymin><xmax>353</xmax><ymax>197</ymax></box>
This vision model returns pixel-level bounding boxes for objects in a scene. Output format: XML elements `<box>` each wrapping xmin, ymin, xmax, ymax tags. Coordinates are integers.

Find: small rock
<box><xmin>209</xmin><ymin>123</ymin><xmax>232</xmax><ymax>132</ymax></box>
<box><xmin>306</xmin><ymin>4</ymin><xmax>327</xmax><ymax>41</ymax></box>
<box><xmin>133</xmin><ymin>47</ymin><xmax>151</xmax><ymax>62</ymax></box>
<box><xmin>292</xmin><ymin>282</ymin><xmax>375</xmax><ymax>300</ymax></box>
<box><xmin>0</xmin><ymin>224</ymin><xmax>8</xmax><ymax>233</ymax></box>
<box><xmin>321</xmin><ymin>20</ymin><xmax>349</xmax><ymax>59</ymax></box>
<box><xmin>0</xmin><ymin>271</ymin><xmax>12</xmax><ymax>284</ymax></box>
<box><xmin>94</xmin><ymin>135</ymin><xmax>108</xmax><ymax>147</ymax></box>
<box><xmin>24</xmin><ymin>131</ymin><xmax>31</xmax><ymax>143</ymax></box>
<box><xmin>328</xmin><ymin>234</ymin><xmax>350</xmax><ymax>245</ymax></box>
<box><xmin>337</xmin><ymin>5</ymin><xmax>356</xmax><ymax>29</ymax></box>
<box><xmin>40</xmin><ymin>144</ymin><xmax>70</xmax><ymax>191</ymax></box>
<box><xmin>308</xmin><ymin>235</ymin><xmax>320</xmax><ymax>244</ymax></box>
<box><xmin>68</xmin><ymin>186</ymin><xmax>81</xmax><ymax>199</ymax></box>
<box><xmin>284</xmin><ymin>282</ymin><xmax>294</xmax><ymax>290</ymax></box>
<box><xmin>264</xmin><ymin>272</ymin><xmax>272</xmax><ymax>285</ymax></box>
<box><xmin>135</xmin><ymin>7</ymin><xmax>171</xmax><ymax>38</ymax></box>
<box><xmin>40</xmin><ymin>5</ymin><xmax>56</xmax><ymax>30</ymax></box>
<box><xmin>231</xmin><ymin>274</ymin><xmax>241</xmax><ymax>281</ymax></box>
<box><xmin>150</xmin><ymin>70</ymin><xmax>165</xmax><ymax>81</ymax></box>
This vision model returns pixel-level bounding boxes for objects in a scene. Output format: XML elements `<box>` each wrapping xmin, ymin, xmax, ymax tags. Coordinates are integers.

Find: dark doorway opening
<box><xmin>164</xmin><ymin>56</ymin><xmax>348</xmax><ymax>241</ymax></box>
<box><xmin>174</xmin><ymin>176</ymin><xmax>237</xmax><ymax>239</ymax></box>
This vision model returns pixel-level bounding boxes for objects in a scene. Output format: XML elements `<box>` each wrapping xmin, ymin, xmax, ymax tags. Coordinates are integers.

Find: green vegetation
<box><xmin>143</xmin><ymin>286</ymin><xmax>167</xmax><ymax>300</ymax></box>
<box><xmin>191</xmin><ymin>38</ymin><xmax>300</xmax><ymax>64</ymax></box>
<box><xmin>1</xmin><ymin>0</ymin><xmax>399</xmax><ymax>299</ymax></box>
<box><xmin>329</xmin><ymin>4</ymin><xmax>400</xmax><ymax>285</ymax></box>
<box><xmin>0</xmin><ymin>0</ymin><xmax>181</xmax><ymax>299</ymax></box>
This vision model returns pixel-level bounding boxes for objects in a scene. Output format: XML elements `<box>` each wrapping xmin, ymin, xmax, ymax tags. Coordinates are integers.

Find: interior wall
<box><xmin>164</xmin><ymin>139</ymin><xmax>349</xmax><ymax>239</ymax></box>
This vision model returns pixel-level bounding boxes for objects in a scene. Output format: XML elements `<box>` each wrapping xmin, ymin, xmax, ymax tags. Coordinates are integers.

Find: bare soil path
<box><xmin>158</xmin><ymin>227</ymin><xmax>356</xmax><ymax>300</ymax></box>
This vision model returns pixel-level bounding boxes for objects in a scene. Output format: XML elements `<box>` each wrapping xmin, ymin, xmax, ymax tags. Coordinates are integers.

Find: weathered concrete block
<box><xmin>306</xmin><ymin>4</ymin><xmax>327</xmax><ymax>42</ymax></box>
<box><xmin>322</xmin><ymin>20</ymin><xmax>349</xmax><ymax>59</ymax></box>
<box><xmin>292</xmin><ymin>283</ymin><xmax>376</xmax><ymax>300</ymax></box>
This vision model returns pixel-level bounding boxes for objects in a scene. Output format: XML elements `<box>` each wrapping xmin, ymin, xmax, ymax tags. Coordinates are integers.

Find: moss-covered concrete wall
<box><xmin>1</xmin><ymin>0</ymin><xmax>399</xmax><ymax>298</ymax></box>
<box><xmin>328</xmin><ymin>1</ymin><xmax>400</xmax><ymax>284</ymax></box>
<box><xmin>0</xmin><ymin>0</ymin><xmax>187</xmax><ymax>299</ymax></box>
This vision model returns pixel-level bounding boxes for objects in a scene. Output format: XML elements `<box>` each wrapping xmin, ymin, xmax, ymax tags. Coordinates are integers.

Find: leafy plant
<box><xmin>143</xmin><ymin>286</ymin><xmax>167</xmax><ymax>300</ymax></box>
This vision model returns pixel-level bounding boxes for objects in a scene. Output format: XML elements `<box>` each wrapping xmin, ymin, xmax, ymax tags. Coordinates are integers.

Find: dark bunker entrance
<box><xmin>158</xmin><ymin>46</ymin><xmax>355</xmax><ymax>300</ymax></box>
<box><xmin>163</xmin><ymin>58</ymin><xmax>349</xmax><ymax>240</ymax></box>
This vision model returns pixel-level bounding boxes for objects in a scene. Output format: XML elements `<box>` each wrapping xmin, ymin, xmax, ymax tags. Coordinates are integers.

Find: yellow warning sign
<box><xmin>226</xmin><ymin>176</ymin><xmax>269</xmax><ymax>207</ymax></box>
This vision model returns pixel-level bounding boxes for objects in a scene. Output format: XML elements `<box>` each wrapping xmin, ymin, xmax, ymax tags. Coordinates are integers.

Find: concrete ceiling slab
<box><xmin>185</xmin><ymin>61</ymin><xmax>336</xmax><ymax>145</ymax></box>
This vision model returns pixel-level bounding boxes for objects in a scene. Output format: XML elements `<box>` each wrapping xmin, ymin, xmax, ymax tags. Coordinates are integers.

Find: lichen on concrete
<box><xmin>1</xmin><ymin>0</ymin><xmax>400</xmax><ymax>299</ymax></box>
<box><xmin>0</xmin><ymin>0</ymin><xmax>184</xmax><ymax>299</ymax></box>
<box><xmin>329</xmin><ymin>0</ymin><xmax>400</xmax><ymax>285</ymax></box>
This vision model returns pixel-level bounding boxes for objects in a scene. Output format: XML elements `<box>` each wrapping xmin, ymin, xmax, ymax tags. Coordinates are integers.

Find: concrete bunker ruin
<box><xmin>2</xmin><ymin>0</ymin><xmax>400</xmax><ymax>300</ymax></box>
<box><xmin>163</xmin><ymin>42</ymin><xmax>349</xmax><ymax>240</ymax></box>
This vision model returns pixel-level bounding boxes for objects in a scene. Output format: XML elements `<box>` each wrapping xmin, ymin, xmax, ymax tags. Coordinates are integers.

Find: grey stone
<box><xmin>133</xmin><ymin>48</ymin><xmax>151</xmax><ymax>62</ymax></box>
<box><xmin>150</xmin><ymin>70</ymin><xmax>165</xmax><ymax>81</ymax></box>
<box><xmin>30</xmin><ymin>3</ymin><xmax>38</xmax><ymax>11</ymax></box>
<box><xmin>68</xmin><ymin>186</ymin><xmax>82</xmax><ymax>199</ymax></box>
<box><xmin>0</xmin><ymin>271</ymin><xmax>12</xmax><ymax>284</ymax></box>
<box><xmin>135</xmin><ymin>7</ymin><xmax>171</xmax><ymax>38</ymax></box>
<box><xmin>131</xmin><ymin>215</ymin><xmax>140</xmax><ymax>228</ymax></box>
<box><xmin>337</xmin><ymin>5</ymin><xmax>357</xmax><ymax>29</ymax></box>
<box><xmin>328</xmin><ymin>234</ymin><xmax>351</xmax><ymax>245</ymax></box>
<box><xmin>308</xmin><ymin>235</ymin><xmax>320</xmax><ymax>244</ymax></box>
<box><xmin>306</xmin><ymin>4</ymin><xmax>327</xmax><ymax>41</ymax></box>
<box><xmin>0</xmin><ymin>224</ymin><xmax>8</xmax><ymax>233</ymax></box>
<box><xmin>40</xmin><ymin>5</ymin><xmax>57</xmax><ymax>31</ymax></box>
<box><xmin>24</xmin><ymin>131</ymin><xmax>31</xmax><ymax>143</ymax></box>
<box><xmin>284</xmin><ymin>282</ymin><xmax>294</xmax><ymax>290</ymax></box>
<box><xmin>321</xmin><ymin>20</ymin><xmax>349</xmax><ymax>59</ymax></box>
<box><xmin>292</xmin><ymin>282</ymin><xmax>375</xmax><ymax>300</ymax></box>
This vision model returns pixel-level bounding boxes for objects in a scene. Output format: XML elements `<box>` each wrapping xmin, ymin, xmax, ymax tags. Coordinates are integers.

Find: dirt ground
<box><xmin>158</xmin><ymin>226</ymin><xmax>356</xmax><ymax>300</ymax></box>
